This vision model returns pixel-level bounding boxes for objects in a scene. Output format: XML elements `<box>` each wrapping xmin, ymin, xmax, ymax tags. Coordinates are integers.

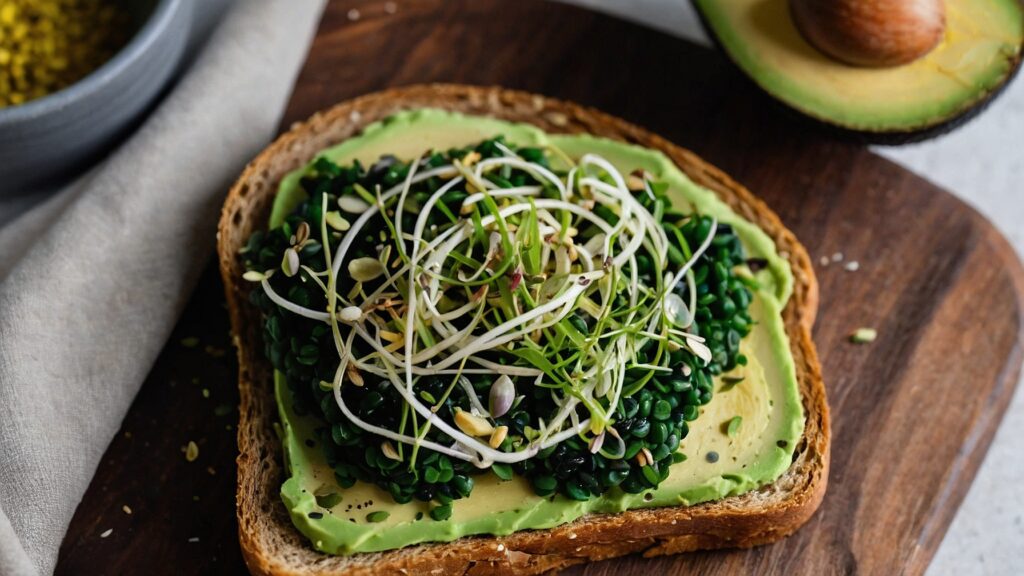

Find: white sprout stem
<box><xmin>260</xmin><ymin>149</ymin><xmax>723</xmax><ymax>464</ymax></box>
<box><xmin>261</xmin><ymin>279</ymin><xmax>330</xmax><ymax>322</ymax></box>
<box><xmin>475</xmin><ymin>157</ymin><xmax>566</xmax><ymax>199</ymax></box>
<box><xmin>459</xmin><ymin>376</ymin><xmax>490</xmax><ymax>417</ymax></box>
<box><xmin>462</xmin><ymin>186</ymin><xmax>542</xmax><ymax>208</ymax></box>
<box><xmin>392</xmin><ymin>154</ymin><xmax>423</xmax><ymax>259</ymax></box>
<box><xmin>330</xmin><ymin>166</ymin><xmax>461</xmax><ymax>281</ymax></box>
<box><xmin>668</xmin><ymin>218</ymin><xmax>718</xmax><ymax>291</ymax></box>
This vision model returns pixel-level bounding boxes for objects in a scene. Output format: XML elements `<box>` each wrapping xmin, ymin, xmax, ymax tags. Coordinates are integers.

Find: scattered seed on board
<box><xmin>850</xmin><ymin>327</ymin><xmax>877</xmax><ymax>344</ymax></box>
<box><xmin>185</xmin><ymin>441</ymin><xmax>199</xmax><ymax>462</ymax></box>
<box><xmin>347</xmin><ymin>8</ymin><xmax>360</xmax><ymax>20</ymax></box>
<box><xmin>384</xmin><ymin>2</ymin><xmax>398</xmax><ymax>14</ymax></box>
<box><xmin>188</xmin><ymin>537</ymin><xmax>200</xmax><ymax>543</ymax></box>
<box><xmin>100</xmin><ymin>528</ymin><xmax>113</xmax><ymax>538</ymax></box>
<box><xmin>122</xmin><ymin>505</ymin><xmax>132</xmax><ymax>515</ymax></box>
<box><xmin>819</xmin><ymin>256</ymin><xmax>829</xmax><ymax>267</ymax></box>
<box><xmin>844</xmin><ymin>261</ymin><xmax>860</xmax><ymax>272</ymax></box>
<box><xmin>832</xmin><ymin>252</ymin><xmax>844</xmax><ymax>262</ymax></box>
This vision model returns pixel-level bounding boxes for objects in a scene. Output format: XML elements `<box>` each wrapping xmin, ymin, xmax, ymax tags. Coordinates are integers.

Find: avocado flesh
<box><xmin>268</xmin><ymin>110</ymin><xmax>804</xmax><ymax>554</ymax></box>
<box><xmin>695</xmin><ymin>0</ymin><xmax>1024</xmax><ymax>133</ymax></box>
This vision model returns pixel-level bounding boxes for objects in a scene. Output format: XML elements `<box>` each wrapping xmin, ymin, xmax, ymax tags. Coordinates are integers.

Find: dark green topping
<box><xmin>315</xmin><ymin>492</ymin><xmax>343</xmax><ymax>509</ymax></box>
<box><xmin>429</xmin><ymin>503</ymin><xmax>453</xmax><ymax>521</ymax></box>
<box><xmin>365</xmin><ymin>511</ymin><xmax>390</xmax><ymax>523</ymax></box>
<box><xmin>243</xmin><ymin>137</ymin><xmax>754</xmax><ymax>512</ymax></box>
<box><xmin>725</xmin><ymin>416</ymin><xmax>743</xmax><ymax>438</ymax></box>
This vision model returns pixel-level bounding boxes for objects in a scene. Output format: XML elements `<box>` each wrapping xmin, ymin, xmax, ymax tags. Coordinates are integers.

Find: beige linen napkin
<box><xmin>0</xmin><ymin>1</ymin><xmax>325</xmax><ymax>574</ymax></box>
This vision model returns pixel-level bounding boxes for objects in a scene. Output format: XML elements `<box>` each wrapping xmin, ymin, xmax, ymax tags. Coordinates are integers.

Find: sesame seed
<box><xmin>100</xmin><ymin>528</ymin><xmax>113</xmax><ymax>538</ymax></box>
<box><xmin>844</xmin><ymin>261</ymin><xmax>860</xmax><ymax>272</ymax></box>
<box><xmin>188</xmin><ymin>537</ymin><xmax>200</xmax><ymax>543</ymax></box>
<box><xmin>384</xmin><ymin>1</ymin><xmax>398</xmax><ymax>14</ymax></box>
<box><xmin>819</xmin><ymin>256</ymin><xmax>829</xmax><ymax>267</ymax></box>
<box><xmin>122</xmin><ymin>505</ymin><xmax>132</xmax><ymax>515</ymax></box>
<box><xmin>831</xmin><ymin>252</ymin><xmax>844</xmax><ymax>262</ymax></box>
<box><xmin>347</xmin><ymin>8</ymin><xmax>360</xmax><ymax>20</ymax></box>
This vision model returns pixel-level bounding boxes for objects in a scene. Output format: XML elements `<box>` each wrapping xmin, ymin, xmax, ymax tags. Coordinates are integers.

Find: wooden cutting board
<box><xmin>56</xmin><ymin>1</ymin><xmax>1024</xmax><ymax>574</ymax></box>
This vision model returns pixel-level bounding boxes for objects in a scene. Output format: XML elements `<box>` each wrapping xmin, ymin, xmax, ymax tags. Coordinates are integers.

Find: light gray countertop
<box><xmin>556</xmin><ymin>1</ymin><xmax>1024</xmax><ymax>574</ymax></box>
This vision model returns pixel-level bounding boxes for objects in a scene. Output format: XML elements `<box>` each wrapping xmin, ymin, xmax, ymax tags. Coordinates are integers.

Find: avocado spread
<box><xmin>695</xmin><ymin>0</ymin><xmax>1024</xmax><ymax>133</ymax></box>
<box><xmin>253</xmin><ymin>110</ymin><xmax>803</xmax><ymax>554</ymax></box>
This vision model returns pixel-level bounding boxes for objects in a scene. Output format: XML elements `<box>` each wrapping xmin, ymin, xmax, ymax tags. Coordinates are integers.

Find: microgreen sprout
<box><xmin>245</xmin><ymin>138</ymin><xmax>753</xmax><ymax>504</ymax></box>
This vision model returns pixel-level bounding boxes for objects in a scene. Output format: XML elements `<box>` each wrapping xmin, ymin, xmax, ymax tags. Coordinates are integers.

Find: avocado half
<box><xmin>693</xmin><ymin>0</ymin><xmax>1024</xmax><ymax>142</ymax></box>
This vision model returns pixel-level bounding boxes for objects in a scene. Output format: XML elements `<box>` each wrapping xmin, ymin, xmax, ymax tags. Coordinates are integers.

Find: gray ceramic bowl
<box><xmin>0</xmin><ymin>0</ymin><xmax>193</xmax><ymax>195</ymax></box>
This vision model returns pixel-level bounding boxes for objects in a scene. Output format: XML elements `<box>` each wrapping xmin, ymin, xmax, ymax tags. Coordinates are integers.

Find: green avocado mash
<box><xmin>266</xmin><ymin>110</ymin><xmax>803</xmax><ymax>554</ymax></box>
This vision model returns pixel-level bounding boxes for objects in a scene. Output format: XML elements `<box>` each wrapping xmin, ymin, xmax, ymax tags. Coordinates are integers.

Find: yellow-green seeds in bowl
<box><xmin>0</xmin><ymin>0</ymin><xmax>132</xmax><ymax>108</ymax></box>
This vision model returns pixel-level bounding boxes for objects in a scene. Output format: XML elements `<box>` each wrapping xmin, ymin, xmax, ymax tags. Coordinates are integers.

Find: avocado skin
<box><xmin>690</xmin><ymin>0</ymin><xmax>1024</xmax><ymax>145</ymax></box>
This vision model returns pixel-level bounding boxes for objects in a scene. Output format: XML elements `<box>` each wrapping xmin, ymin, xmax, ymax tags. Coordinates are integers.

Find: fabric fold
<box><xmin>0</xmin><ymin>1</ymin><xmax>325</xmax><ymax>574</ymax></box>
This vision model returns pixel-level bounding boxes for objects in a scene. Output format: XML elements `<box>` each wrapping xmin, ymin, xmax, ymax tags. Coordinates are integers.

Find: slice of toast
<box><xmin>217</xmin><ymin>84</ymin><xmax>829</xmax><ymax>576</ymax></box>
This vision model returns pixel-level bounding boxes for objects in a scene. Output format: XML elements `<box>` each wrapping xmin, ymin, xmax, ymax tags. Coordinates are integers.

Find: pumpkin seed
<box><xmin>685</xmin><ymin>337</ymin><xmax>712</xmax><ymax>364</ymax></box>
<box><xmin>325</xmin><ymin>211</ymin><xmax>351</xmax><ymax>231</ymax></box>
<box><xmin>338</xmin><ymin>306</ymin><xmax>362</xmax><ymax>322</ymax></box>
<box><xmin>339</xmin><ymin>195</ymin><xmax>371</xmax><ymax>213</ymax></box>
<box><xmin>281</xmin><ymin>247</ymin><xmax>300</xmax><ymax>277</ymax></box>
<box><xmin>664</xmin><ymin>293</ymin><xmax>692</xmax><ymax>327</ymax></box>
<box><xmin>294</xmin><ymin>221</ymin><xmax>310</xmax><ymax>245</ymax></box>
<box><xmin>185</xmin><ymin>441</ymin><xmax>199</xmax><ymax>462</ymax></box>
<box><xmin>488</xmin><ymin>375</ymin><xmax>515</xmax><ymax>418</ymax></box>
<box><xmin>348</xmin><ymin>257</ymin><xmax>385</xmax><ymax>282</ymax></box>
<box><xmin>489</xmin><ymin>426</ymin><xmax>508</xmax><ymax>449</ymax></box>
<box><xmin>381</xmin><ymin>441</ymin><xmax>401</xmax><ymax>461</ymax></box>
<box><xmin>454</xmin><ymin>408</ymin><xmax>493</xmax><ymax>437</ymax></box>
<box><xmin>850</xmin><ymin>327</ymin><xmax>877</xmax><ymax>344</ymax></box>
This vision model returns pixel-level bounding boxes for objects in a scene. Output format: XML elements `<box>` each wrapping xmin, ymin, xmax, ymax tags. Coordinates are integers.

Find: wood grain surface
<box><xmin>55</xmin><ymin>0</ymin><xmax>1024</xmax><ymax>574</ymax></box>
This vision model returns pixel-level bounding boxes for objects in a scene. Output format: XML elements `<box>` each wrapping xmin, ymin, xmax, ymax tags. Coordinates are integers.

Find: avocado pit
<box><xmin>790</xmin><ymin>0</ymin><xmax>946</xmax><ymax>67</ymax></box>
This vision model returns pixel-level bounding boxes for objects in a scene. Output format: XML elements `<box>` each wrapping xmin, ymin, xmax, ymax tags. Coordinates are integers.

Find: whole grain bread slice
<box><xmin>217</xmin><ymin>84</ymin><xmax>829</xmax><ymax>576</ymax></box>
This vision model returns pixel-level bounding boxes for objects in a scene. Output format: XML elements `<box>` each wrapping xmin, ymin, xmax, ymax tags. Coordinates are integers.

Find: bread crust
<box><xmin>216</xmin><ymin>84</ymin><xmax>829</xmax><ymax>576</ymax></box>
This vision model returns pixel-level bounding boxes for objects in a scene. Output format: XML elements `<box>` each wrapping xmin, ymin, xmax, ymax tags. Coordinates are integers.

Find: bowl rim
<box><xmin>0</xmin><ymin>0</ymin><xmax>187</xmax><ymax>123</ymax></box>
